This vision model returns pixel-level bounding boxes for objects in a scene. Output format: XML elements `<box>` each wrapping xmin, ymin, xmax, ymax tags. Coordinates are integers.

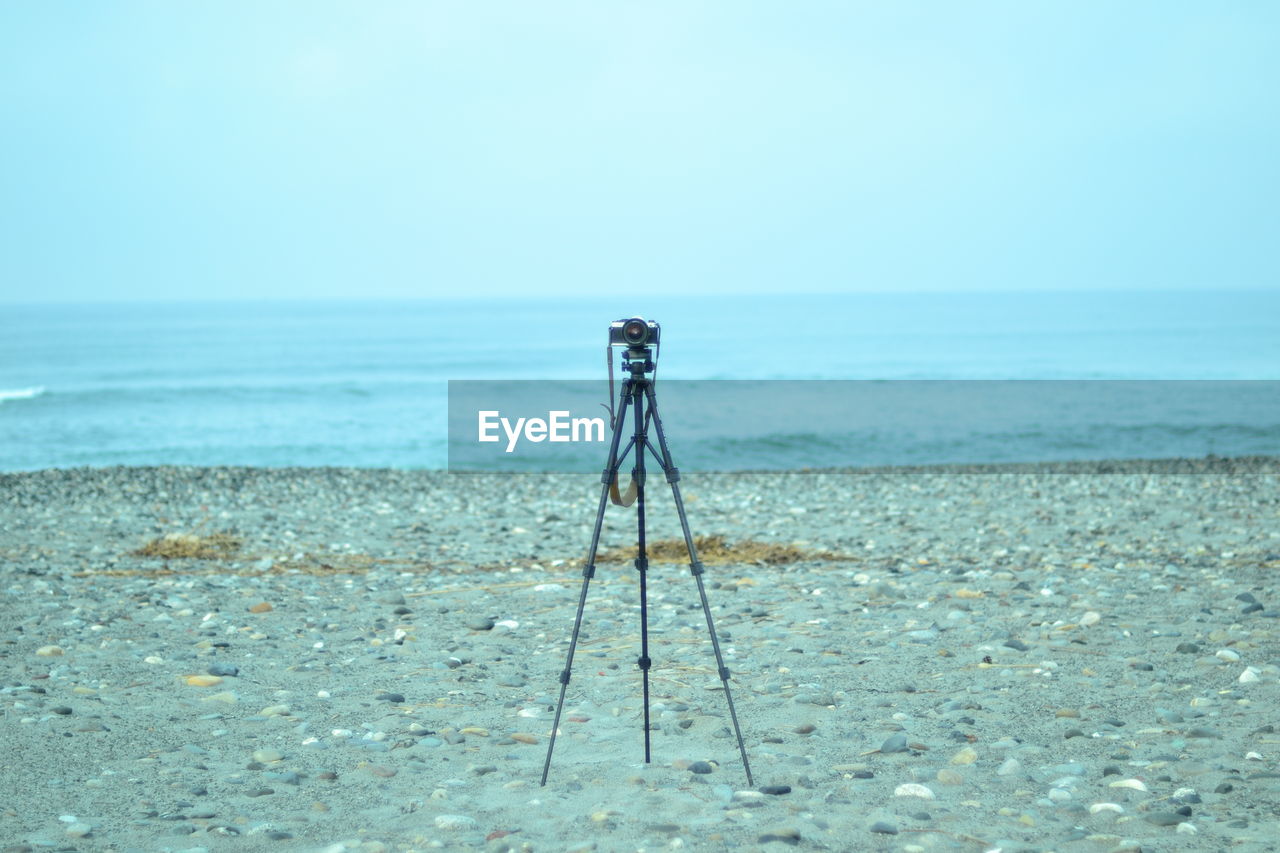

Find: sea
<box><xmin>2</xmin><ymin>291</ymin><xmax>1278</xmax><ymax>472</ymax></box>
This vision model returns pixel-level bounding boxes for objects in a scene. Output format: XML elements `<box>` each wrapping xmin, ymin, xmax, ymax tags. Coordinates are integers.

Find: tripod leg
<box><xmin>632</xmin><ymin>382</ymin><xmax>653</xmax><ymax>766</ymax></box>
<box><xmin>540</xmin><ymin>386</ymin><xmax>635</xmax><ymax>786</ymax></box>
<box><xmin>643</xmin><ymin>383</ymin><xmax>755</xmax><ymax>787</ymax></box>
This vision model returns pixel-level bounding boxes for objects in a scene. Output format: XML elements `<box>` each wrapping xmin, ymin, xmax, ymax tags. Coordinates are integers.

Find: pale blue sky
<box><xmin>1</xmin><ymin>2</ymin><xmax>1276</xmax><ymax>302</ymax></box>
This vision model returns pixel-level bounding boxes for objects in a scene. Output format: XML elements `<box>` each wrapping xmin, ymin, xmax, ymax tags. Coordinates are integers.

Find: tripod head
<box><xmin>621</xmin><ymin>345</ymin><xmax>655</xmax><ymax>376</ymax></box>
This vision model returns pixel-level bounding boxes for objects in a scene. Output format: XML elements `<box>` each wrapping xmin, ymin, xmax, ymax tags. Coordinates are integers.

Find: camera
<box><xmin>609</xmin><ymin>317</ymin><xmax>660</xmax><ymax>348</ymax></box>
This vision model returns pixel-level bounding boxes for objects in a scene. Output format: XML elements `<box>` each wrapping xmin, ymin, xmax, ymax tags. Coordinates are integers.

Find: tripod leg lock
<box><xmin>719</xmin><ymin>666</ymin><xmax>731</xmax><ymax>681</ymax></box>
<box><xmin>665</xmin><ymin>466</ymin><xmax>680</xmax><ymax>483</ymax></box>
<box><xmin>637</xmin><ymin>655</ymin><xmax>652</xmax><ymax>671</ymax></box>
<box><xmin>600</xmin><ymin>467</ymin><xmax>615</xmax><ymax>485</ymax></box>
<box><xmin>634</xmin><ymin>556</ymin><xmax>648</xmax><ymax>572</ymax></box>
<box><xmin>559</xmin><ymin>670</ymin><xmax>572</xmax><ymax>686</ymax></box>
<box><xmin>688</xmin><ymin>560</ymin><xmax>704</xmax><ymax>577</ymax></box>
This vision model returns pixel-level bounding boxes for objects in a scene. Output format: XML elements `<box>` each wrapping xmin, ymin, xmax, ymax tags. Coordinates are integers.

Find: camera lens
<box><xmin>622</xmin><ymin>318</ymin><xmax>648</xmax><ymax>345</ymax></box>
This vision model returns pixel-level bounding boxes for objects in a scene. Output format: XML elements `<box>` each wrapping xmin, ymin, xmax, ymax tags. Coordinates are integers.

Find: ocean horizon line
<box><xmin>3</xmin><ymin>286</ymin><xmax>1276</xmax><ymax>309</ymax></box>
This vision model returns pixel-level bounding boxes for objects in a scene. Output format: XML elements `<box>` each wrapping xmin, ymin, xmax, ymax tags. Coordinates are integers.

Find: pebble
<box><xmin>757</xmin><ymin>827</ymin><xmax>801</xmax><ymax>845</ymax></box>
<box><xmin>880</xmin><ymin>733</ymin><xmax>909</xmax><ymax>753</ymax></box>
<box><xmin>375</xmin><ymin>692</ymin><xmax>405</xmax><ymax>703</ymax></box>
<box><xmin>206</xmin><ymin>662</ymin><xmax>239</xmax><ymax>677</ymax></box>
<box><xmin>1186</xmin><ymin>727</ymin><xmax>1221</xmax><ymax>739</ymax></box>
<box><xmin>1144</xmin><ymin>811</ymin><xmax>1184</xmax><ymax>826</ymax></box>
<box><xmin>869</xmin><ymin>821</ymin><xmax>899</xmax><ymax>835</ymax></box>
<box><xmin>435</xmin><ymin>814</ymin><xmax>478</xmax><ymax>830</ymax></box>
<box><xmin>35</xmin><ymin>645</ymin><xmax>64</xmax><ymax>657</ymax></box>
<box><xmin>893</xmin><ymin>783</ymin><xmax>935</xmax><ymax>799</ymax></box>
<box><xmin>997</xmin><ymin>758</ymin><xmax>1021</xmax><ymax>776</ymax></box>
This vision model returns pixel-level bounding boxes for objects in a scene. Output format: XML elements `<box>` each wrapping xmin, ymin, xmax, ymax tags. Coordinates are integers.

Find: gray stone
<box><xmin>757</xmin><ymin>827</ymin><xmax>800</xmax><ymax>845</ymax></box>
<box><xmin>1144</xmin><ymin>811</ymin><xmax>1185</xmax><ymax>826</ymax></box>
<box><xmin>880</xmin><ymin>733</ymin><xmax>909</xmax><ymax>753</ymax></box>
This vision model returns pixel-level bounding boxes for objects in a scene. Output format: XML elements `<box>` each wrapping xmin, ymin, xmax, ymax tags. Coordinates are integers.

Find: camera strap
<box><xmin>609</xmin><ymin>473</ymin><xmax>638</xmax><ymax>507</ymax></box>
<box><xmin>604</xmin><ymin>346</ymin><xmax>636</xmax><ymax>505</ymax></box>
<box><xmin>605</xmin><ymin>346</ymin><xmax>616</xmax><ymax>430</ymax></box>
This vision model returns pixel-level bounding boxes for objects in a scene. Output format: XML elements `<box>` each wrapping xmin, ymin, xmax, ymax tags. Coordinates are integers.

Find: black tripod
<box><xmin>540</xmin><ymin>343</ymin><xmax>754</xmax><ymax>787</ymax></box>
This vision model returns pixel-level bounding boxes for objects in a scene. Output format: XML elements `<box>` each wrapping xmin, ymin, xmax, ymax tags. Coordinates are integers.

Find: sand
<box><xmin>1</xmin><ymin>460</ymin><xmax>1278</xmax><ymax>852</ymax></box>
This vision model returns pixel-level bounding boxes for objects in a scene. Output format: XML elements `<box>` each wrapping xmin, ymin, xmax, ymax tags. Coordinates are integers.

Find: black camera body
<box><xmin>609</xmin><ymin>317</ymin><xmax>660</xmax><ymax>349</ymax></box>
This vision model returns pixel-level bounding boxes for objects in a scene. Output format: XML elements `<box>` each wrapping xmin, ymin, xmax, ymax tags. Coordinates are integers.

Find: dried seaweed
<box><xmin>263</xmin><ymin>553</ymin><xmax>378</xmax><ymax>574</ymax></box>
<box><xmin>132</xmin><ymin>532</ymin><xmax>242</xmax><ymax>560</ymax></box>
<box><xmin>595</xmin><ymin>534</ymin><xmax>852</xmax><ymax>566</ymax></box>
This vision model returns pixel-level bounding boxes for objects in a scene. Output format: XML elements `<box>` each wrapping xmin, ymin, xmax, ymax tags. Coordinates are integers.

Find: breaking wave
<box><xmin>0</xmin><ymin>386</ymin><xmax>46</xmax><ymax>404</ymax></box>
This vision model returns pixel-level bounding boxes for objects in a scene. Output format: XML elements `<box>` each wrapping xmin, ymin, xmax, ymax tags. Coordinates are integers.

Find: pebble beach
<box><xmin>2</xmin><ymin>459</ymin><xmax>1279</xmax><ymax>853</ymax></box>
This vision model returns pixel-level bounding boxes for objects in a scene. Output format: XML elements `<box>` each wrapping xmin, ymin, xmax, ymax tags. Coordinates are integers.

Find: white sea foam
<box><xmin>0</xmin><ymin>386</ymin><xmax>46</xmax><ymax>403</ymax></box>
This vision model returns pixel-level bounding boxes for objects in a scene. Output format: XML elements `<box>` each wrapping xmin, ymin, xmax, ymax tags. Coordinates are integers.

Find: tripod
<box><xmin>540</xmin><ymin>343</ymin><xmax>754</xmax><ymax>787</ymax></box>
